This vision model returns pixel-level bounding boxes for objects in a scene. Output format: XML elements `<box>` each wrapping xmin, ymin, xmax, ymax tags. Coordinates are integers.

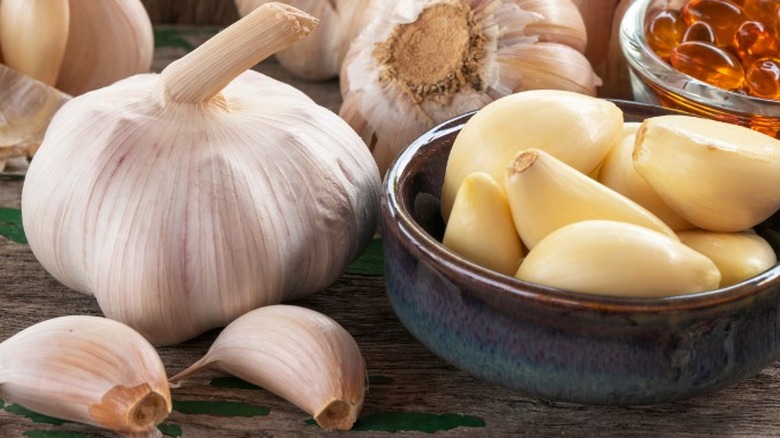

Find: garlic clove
<box><xmin>597</xmin><ymin>122</ymin><xmax>693</xmax><ymax>231</ymax></box>
<box><xmin>441</xmin><ymin>89</ymin><xmax>623</xmax><ymax>220</ymax></box>
<box><xmin>633</xmin><ymin>115</ymin><xmax>780</xmax><ymax>232</ymax></box>
<box><xmin>505</xmin><ymin>148</ymin><xmax>677</xmax><ymax>249</ymax></box>
<box><xmin>515</xmin><ymin>0</ymin><xmax>588</xmax><ymax>53</ymax></box>
<box><xmin>0</xmin><ymin>315</ymin><xmax>171</xmax><ymax>435</ymax></box>
<box><xmin>170</xmin><ymin>305</ymin><xmax>366</xmax><ymax>431</ymax></box>
<box><xmin>516</xmin><ymin>220</ymin><xmax>721</xmax><ymax>296</ymax></box>
<box><xmin>443</xmin><ymin>172</ymin><xmax>524</xmax><ymax>276</ymax></box>
<box><xmin>678</xmin><ymin>229</ymin><xmax>777</xmax><ymax>287</ymax></box>
<box><xmin>498</xmin><ymin>42</ymin><xmax>603</xmax><ymax>95</ymax></box>
<box><xmin>0</xmin><ymin>0</ymin><xmax>70</xmax><ymax>86</ymax></box>
<box><xmin>235</xmin><ymin>0</ymin><xmax>367</xmax><ymax>81</ymax></box>
<box><xmin>55</xmin><ymin>0</ymin><xmax>154</xmax><ymax>96</ymax></box>
<box><xmin>22</xmin><ymin>4</ymin><xmax>381</xmax><ymax>346</ymax></box>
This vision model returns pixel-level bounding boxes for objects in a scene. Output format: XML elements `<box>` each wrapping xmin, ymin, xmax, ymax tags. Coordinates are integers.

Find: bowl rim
<box><xmin>619</xmin><ymin>0</ymin><xmax>780</xmax><ymax>118</ymax></box>
<box><xmin>383</xmin><ymin>101</ymin><xmax>780</xmax><ymax>315</ymax></box>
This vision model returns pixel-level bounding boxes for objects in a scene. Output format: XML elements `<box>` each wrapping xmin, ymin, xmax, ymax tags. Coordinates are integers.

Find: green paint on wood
<box><xmin>0</xmin><ymin>207</ymin><xmax>27</xmax><ymax>243</ymax></box>
<box><xmin>0</xmin><ymin>173</ymin><xmax>25</xmax><ymax>181</ymax></box>
<box><xmin>5</xmin><ymin>404</ymin><xmax>67</xmax><ymax>425</ymax></box>
<box><xmin>209</xmin><ymin>376</ymin><xmax>261</xmax><ymax>390</ymax></box>
<box><xmin>172</xmin><ymin>400</ymin><xmax>270</xmax><ymax>417</ymax></box>
<box><xmin>22</xmin><ymin>431</ymin><xmax>90</xmax><ymax>438</ymax></box>
<box><xmin>158</xmin><ymin>423</ymin><xmax>184</xmax><ymax>437</ymax></box>
<box><xmin>0</xmin><ymin>399</ymin><xmax>5</xmax><ymax>409</ymax></box>
<box><xmin>368</xmin><ymin>375</ymin><xmax>393</xmax><ymax>385</ymax></box>
<box><xmin>306</xmin><ymin>411</ymin><xmax>485</xmax><ymax>433</ymax></box>
<box><xmin>153</xmin><ymin>28</ymin><xmax>195</xmax><ymax>51</ymax></box>
<box><xmin>346</xmin><ymin>239</ymin><xmax>383</xmax><ymax>276</ymax></box>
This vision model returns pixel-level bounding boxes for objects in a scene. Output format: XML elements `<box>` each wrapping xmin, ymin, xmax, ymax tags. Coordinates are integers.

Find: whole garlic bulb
<box><xmin>339</xmin><ymin>0</ymin><xmax>601</xmax><ymax>176</ymax></box>
<box><xmin>235</xmin><ymin>0</ymin><xmax>367</xmax><ymax>81</ymax></box>
<box><xmin>0</xmin><ymin>0</ymin><xmax>154</xmax><ymax>96</ymax></box>
<box><xmin>21</xmin><ymin>4</ymin><xmax>381</xmax><ymax>346</ymax></box>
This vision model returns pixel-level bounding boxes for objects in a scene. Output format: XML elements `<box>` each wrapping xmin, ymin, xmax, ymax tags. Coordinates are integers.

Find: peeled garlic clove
<box><xmin>597</xmin><ymin>122</ymin><xmax>693</xmax><ymax>231</ymax></box>
<box><xmin>505</xmin><ymin>148</ymin><xmax>676</xmax><ymax>249</ymax></box>
<box><xmin>339</xmin><ymin>0</ymin><xmax>601</xmax><ymax>178</ymax></box>
<box><xmin>678</xmin><ymin>229</ymin><xmax>777</xmax><ymax>287</ymax></box>
<box><xmin>634</xmin><ymin>115</ymin><xmax>780</xmax><ymax>232</ymax></box>
<box><xmin>236</xmin><ymin>0</ymin><xmax>367</xmax><ymax>81</ymax></box>
<box><xmin>0</xmin><ymin>63</ymin><xmax>71</xmax><ymax>154</ymax></box>
<box><xmin>0</xmin><ymin>315</ymin><xmax>171</xmax><ymax>435</ymax></box>
<box><xmin>443</xmin><ymin>172</ymin><xmax>524</xmax><ymax>276</ymax></box>
<box><xmin>55</xmin><ymin>0</ymin><xmax>153</xmax><ymax>96</ymax></box>
<box><xmin>22</xmin><ymin>4</ymin><xmax>380</xmax><ymax>346</ymax></box>
<box><xmin>441</xmin><ymin>90</ymin><xmax>623</xmax><ymax>220</ymax></box>
<box><xmin>516</xmin><ymin>0</ymin><xmax>588</xmax><ymax>53</ymax></box>
<box><xmin>0</xmin><ymin>0</ymin><xmax>70</xmax><ymax>86</ymax></box>
<box><xmin>171</xmin><ymin>305</ymin><xmax>365</xmax><ymax>431</ymax></box>
<box><xmin>516</xmin><ymin>220</ymin><xmax>721</xmax><ymax>296</ymax></box>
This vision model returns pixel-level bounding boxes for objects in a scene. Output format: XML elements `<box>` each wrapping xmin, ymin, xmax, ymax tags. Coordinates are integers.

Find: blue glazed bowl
<box><xmin>380</xmin><ymin>100</ymin><xmax>780</xmax><ymax>405</ymax></box>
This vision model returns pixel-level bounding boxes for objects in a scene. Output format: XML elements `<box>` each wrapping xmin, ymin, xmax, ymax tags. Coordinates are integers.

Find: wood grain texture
<box><xmin>4</xmin><ymin>25</ymin><xmax>780</xmax><ymax>438</ymax></box>
<box><xmin>141</xmin><ymin>0</ymin><xmax>239</xmax><ymax>25</ymax></box>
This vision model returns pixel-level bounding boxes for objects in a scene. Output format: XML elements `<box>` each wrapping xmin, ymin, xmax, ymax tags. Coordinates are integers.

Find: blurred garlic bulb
<box><xmin>339</xmin><ymin>0</ymin><xmax>601</xmax><ymax>176</ymax></box>
<box><xmin>21</xmin><ymin>4</ymin><xmax>381</xmax><ymax>346</ymax></box>
<box><xmin>171</xmin><ymin>305</ymin><xmax>366</xmax><ymax>431</ymax></box>
<box><xmin>235</xmin><ymin>0</ymin><xmax>367</xmax><ymax>81</ymax></box>
<box><xmin>0</xmin><ymin>316</ymin><xmax>171</xmax><ymax>436</ymax></box>
<box><xmin>0</xmin><ymin>0</ymin><xmax>153</xmax><ymax>96</ymax></box>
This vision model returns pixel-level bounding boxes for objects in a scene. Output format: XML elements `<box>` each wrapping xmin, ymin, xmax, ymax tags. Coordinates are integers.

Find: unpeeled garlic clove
<box><xmin>634</xmin><ymin>115</ymin><xmax>780</xmax><ymax>232</ymax></box>
<box><xmin>0</xmin><ymin>315</ymin><xmax>171</xmax><ymax>436</ymax></box>
<box><xmin>498</xmin><ymin>42</ymin><xmax>602</xmax><ymax>95</ymax></box>
<box><xmin>516</xmin><ymin>0</ymin><xmax>588</xmax><ymax>53</ymax></box>
<box><xmin>0</xmin><ymin>0</ymin><xmax>70</xmax><ymax>86</ymax></box>
<box><xmin>504</xmin><ymin>148</ymin><xmax>676</xmax><ymax>249</ymax></box>
<box><xmin>443</xmin><ymin>172</ymin><xmax>524</xmax><ymax>276</ymax></box>
<box><xmin>678</xmin><ymin>229</ymin><xmax>777</xmax><ymax>287</ymax></box>
<box><xmin>170</xmin><ymin>305</ymin><xmax>366</xmax><ymax>431</ymax></box>
<box><xmin>597</xmin><ymin>122</ymin><xmax>693</xmax><ymax>231</ymax></box>
<box><xmin>441</xmin><ymin>90</ymin><xmax>623</xmax><ymax>220</ymax></box>
<box><xmin>516</xmin><ymin>220</ymin><xmax>721</xmax><ymax>296</ymax></box>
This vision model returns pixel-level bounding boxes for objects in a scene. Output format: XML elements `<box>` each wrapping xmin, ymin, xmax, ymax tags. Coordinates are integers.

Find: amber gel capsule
<box><xmin>670</xmin><ymin>41</ymin><xmax>746</xmax><ymax>89</ymax></box>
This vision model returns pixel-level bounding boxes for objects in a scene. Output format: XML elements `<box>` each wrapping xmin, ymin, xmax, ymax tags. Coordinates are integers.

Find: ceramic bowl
<box><xmin>380</xmin><ymin>100</ymin><xmax>780</xmax><ymax>405</ymax></box>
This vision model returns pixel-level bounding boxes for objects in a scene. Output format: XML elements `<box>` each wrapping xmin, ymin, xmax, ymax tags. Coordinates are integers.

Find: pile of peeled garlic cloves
<box><xmin>4</xmin><ymin>2</ymin><xmax>378</xmax><ymax>433</ymax></box>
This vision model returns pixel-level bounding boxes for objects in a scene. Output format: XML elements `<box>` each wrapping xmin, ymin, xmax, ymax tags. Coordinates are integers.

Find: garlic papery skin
<box><xmin>170</xmin><ymin>305</ymin><xmax>366</xmax><ymax>431</ymax></box>
<box><xmin>516</xmin><ymin>0</ymin><xmax>587</xmax><ymax>53</ymax></box>
<box><xmin>339</xmin><ymin>0</ymin><xmax>601</xmax><ymax>177</ymax></box>
<box><xmin>0</xmin><ymin>316</ymin><xmax>171</xmax><ymax>436</ymax></box>
<box><xmin>633</xmin><ymin>115</ymin><xmax>780</xmax><ymax>232</ymax></box>
<box><xmin>441</xmin><ymin>90</ymin><xmax>623</xmax><ymax>220</ymax></box>
<box><xmin>597</xmin><ymin>122</ymin><xmax>693</xmax><ymax>231</ymax></box>
<box><xmin>678</xmin><ymin>229</ymin><xmax>778</xmax><ymax>287</ymax></box>
<box><xmin>442</xmin><ymin>172</ymin><xmax>524</xmax><ymax>276</ymax></box>
<box><xmin>516</xmin><ymin>220</ymin><xmax>721</xmax><ymax>297</ymax></box>
<box><xmin>21</xmin><ymin>3</ymin><xmax>381</xmax><ymax>346</ymax></box>
<box><xmin>235</xmin><ymin>0</ymin><xmax>366</xmax><ymax>81</ymax></box>
<box><xmin>505</xmin><ymin>148</ymin><xmax>677</xmax><ymax>249</ymax></box>
<box><xmin>0</xmin><ymin>0</ymin><xmax>153</xmax><ymax>96</ymax></box>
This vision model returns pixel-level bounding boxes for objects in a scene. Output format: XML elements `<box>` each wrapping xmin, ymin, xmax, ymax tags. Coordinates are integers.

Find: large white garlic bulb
<box><xmin>340</xmin><ymin>0</ymin><xmax>601</xmax><ymax>176</ymax></box>
<box><xmin>21</xmin><ymin>4</ymin><xmax>381</xmax><ymax>346</ymax></box>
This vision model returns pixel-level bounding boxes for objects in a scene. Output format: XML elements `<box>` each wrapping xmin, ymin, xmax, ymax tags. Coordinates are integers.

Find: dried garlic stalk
<box><xmin>339</xmin><ymin>0</ymin><xmax>601</xmax><ymax>176</ymax></box>
<box><xmin>0</xmin><ymin>316</ymin><xmax>171</xmax><ymax>436</ymax></box>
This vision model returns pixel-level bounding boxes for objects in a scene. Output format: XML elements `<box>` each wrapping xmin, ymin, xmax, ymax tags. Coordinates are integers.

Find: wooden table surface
<box><xmin>3</xmin><ymin>27</ymin><xmax>780</xmax><ymax>438</ymax></box>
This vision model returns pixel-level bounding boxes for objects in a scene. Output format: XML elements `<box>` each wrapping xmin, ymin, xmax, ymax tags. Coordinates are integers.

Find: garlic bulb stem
<box><xmin>159</xmin><ymin>2</ymin><xmax>318</xmax><ymax>104</ymax></box>
<box><xmin>0</xmin><ymin>316</ymin><xmax>171</xmax><ymax>435</ymax></box>
<box><xmin>171</xmin><ymin>305</ymin><xmax>366</xmax><ymax>431</ymax></box>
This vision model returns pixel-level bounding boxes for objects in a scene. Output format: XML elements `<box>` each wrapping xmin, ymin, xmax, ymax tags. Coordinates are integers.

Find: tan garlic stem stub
<box><xmin>0</xmin><ymin>0</ymin><xmax>70</xmax><ymax>86</ymax></box>
<box><xmin>160</xmin><ymin>3</ymin><xmax>318</xmax><ymax>104</ymax></box>
<box><xmin>171</xmin><ymin>305</ymin><xmax>366</xmax><ymax>431</ymax></box>
<box><xmin>0</xmin><ymin>316</ymin><xmax>171</xmax><ymax>436</ymax></box>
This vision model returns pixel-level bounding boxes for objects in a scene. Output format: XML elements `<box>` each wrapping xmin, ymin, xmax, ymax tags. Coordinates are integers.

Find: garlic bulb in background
<box><xmin>340</xmin><ymin>0</ymin><xmax>601</xmax><ymax>176</ymax></box>
<box><xmin>22</xmin><ymin>4</ymin><xmax>381</xmax><ymax>346</ymax></box>
<box><xmin>235</xmin><ymin>0</ymin><xmax>367</xmax><ymax>81</ymax></box>
<box><xmin>0</xmin><ymin>316</ymin><xmax>171</xmax><ymax>435</ymax></box>
<box><xmin>0</xmin><ymin>0</ymin><xmax>154</xmax><ymax>96</ymax></box>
